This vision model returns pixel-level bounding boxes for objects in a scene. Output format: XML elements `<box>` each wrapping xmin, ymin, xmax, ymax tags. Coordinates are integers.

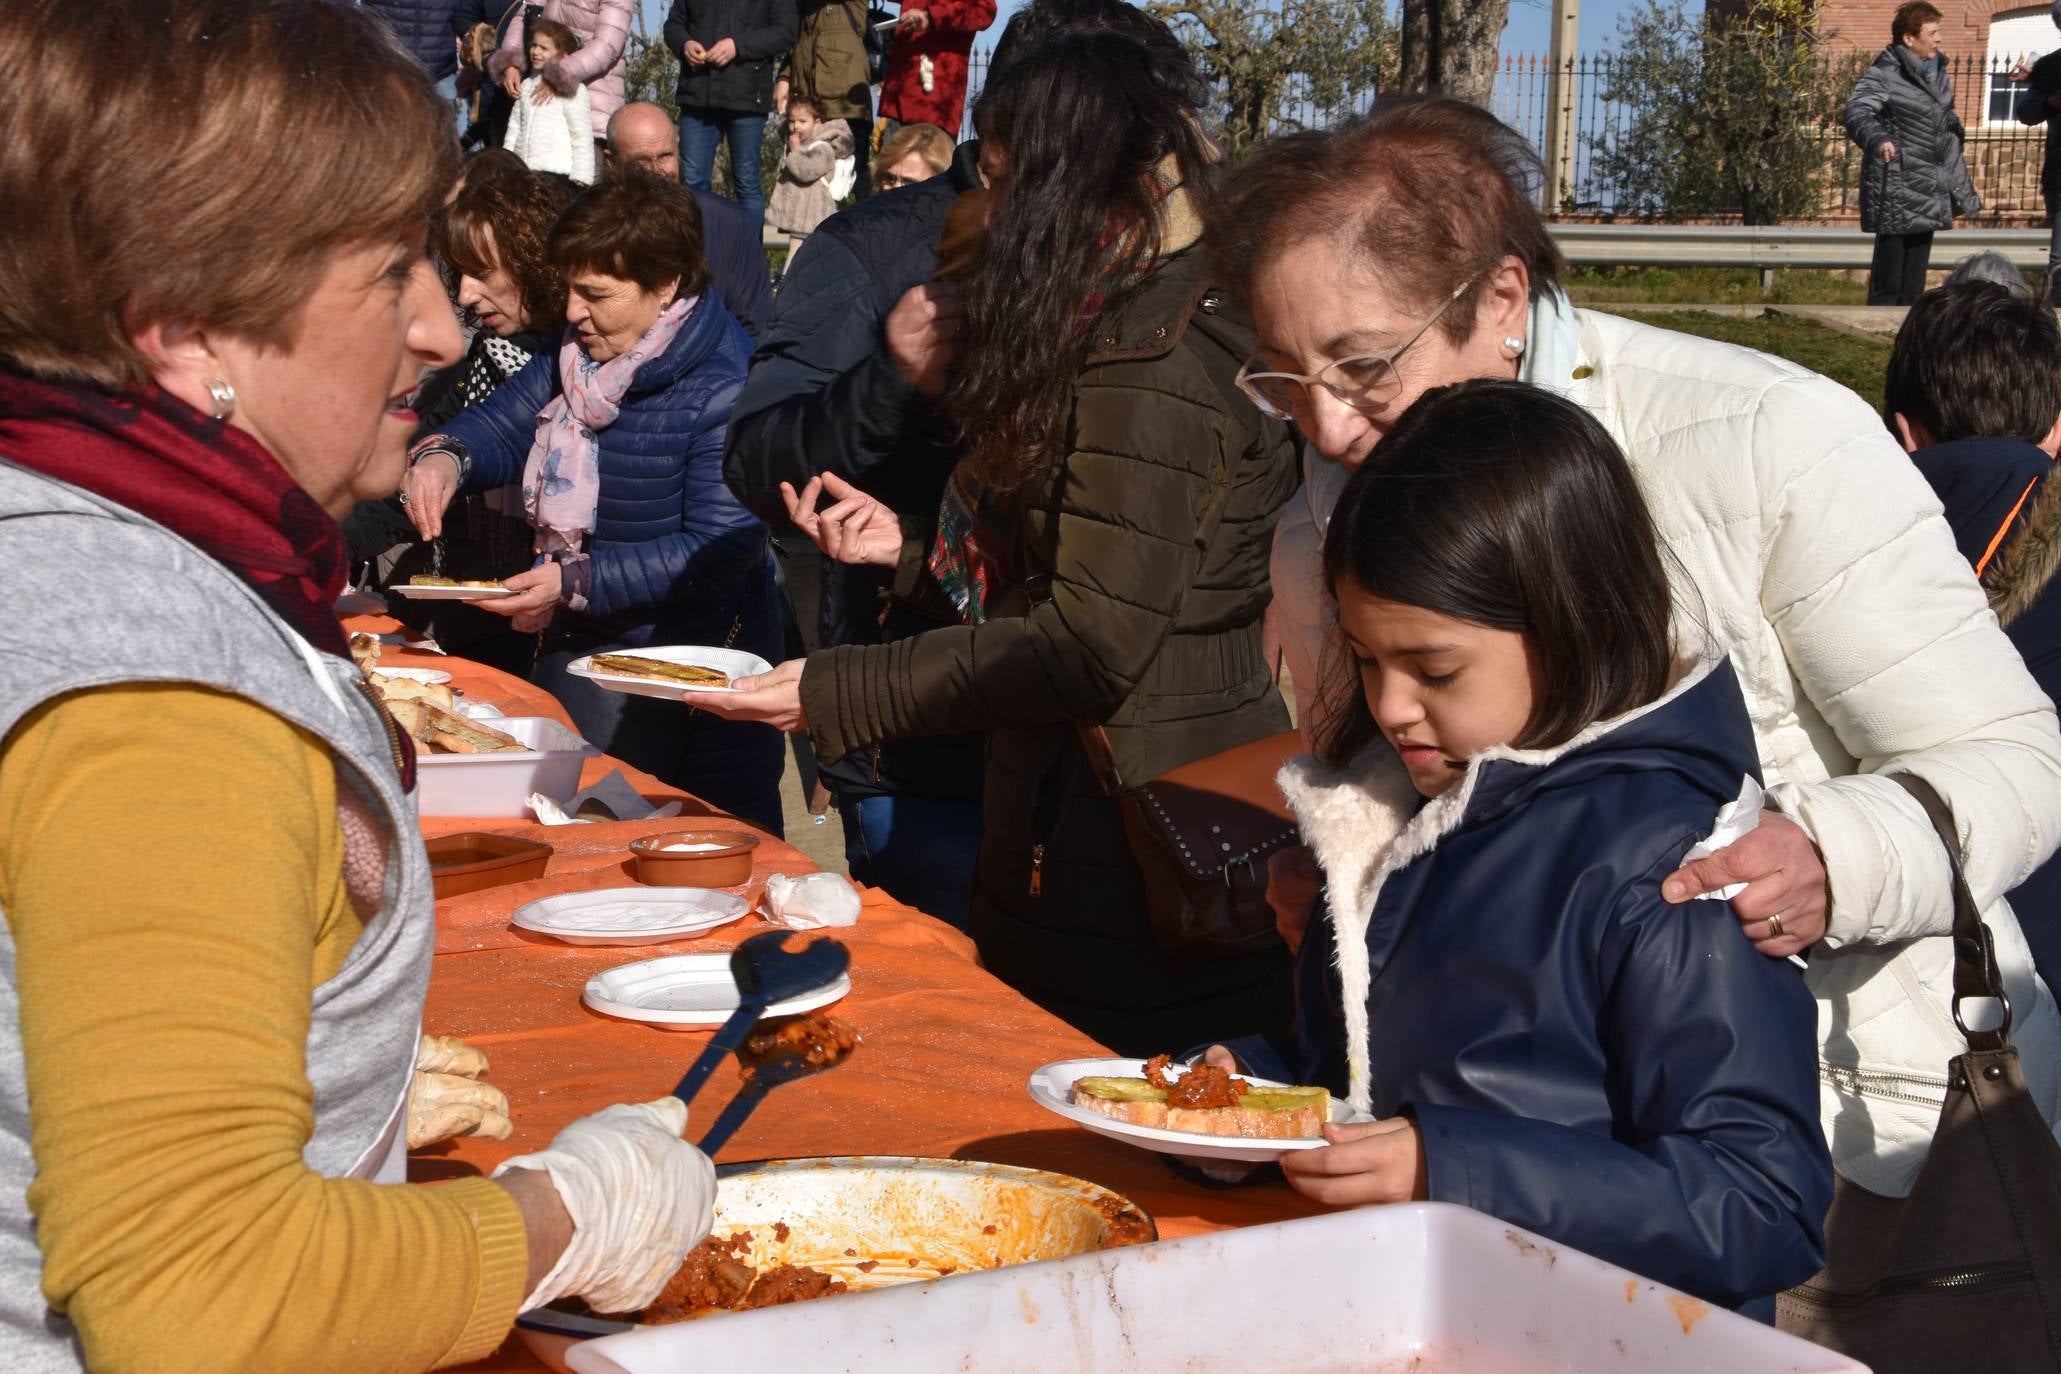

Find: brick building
<box><xmin>1804</xmin><ymin>0</ymin><xmax>2057</xmax><ymax>217</ymax></box>
<box><xmin>1815</xmin><ymin>0</ymin><xmax>2054</xmax><ymax>126</ymax></box>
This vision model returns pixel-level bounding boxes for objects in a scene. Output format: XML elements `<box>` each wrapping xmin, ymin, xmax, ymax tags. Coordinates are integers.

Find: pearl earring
<box><xmin>1503</xmin><ymin>336</ymin><xmax>1526</xmax><ymax>358</ymax></box>
<box><xmin>205</xmin><ymin>378</ymin><xmax>237</xmax><ymax>421</ymax></box>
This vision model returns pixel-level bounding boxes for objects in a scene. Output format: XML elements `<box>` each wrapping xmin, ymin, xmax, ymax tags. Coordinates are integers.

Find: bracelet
<box><xmin>408</xmin><ymin>440</ymin><xmax>472</xmax><ymax>488</ymax></box>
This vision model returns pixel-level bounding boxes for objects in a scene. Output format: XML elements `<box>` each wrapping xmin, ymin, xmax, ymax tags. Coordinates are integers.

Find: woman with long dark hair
<box><xmin>702</xmin><ymin>26</ymin><xmax>1300</xmax><ymax>1052</ymax></box>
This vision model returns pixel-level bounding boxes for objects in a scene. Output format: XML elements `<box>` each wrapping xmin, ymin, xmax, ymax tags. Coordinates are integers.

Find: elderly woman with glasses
<box><xmin>1220</xmin><ymin>96</ymin><xmax>2061</xmax><ymax>1207</ymax></box>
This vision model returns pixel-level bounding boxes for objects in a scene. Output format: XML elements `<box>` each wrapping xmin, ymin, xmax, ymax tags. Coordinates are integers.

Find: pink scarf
<box><xmin>523</xmin><ymin>296</ymin><xmax>698</xmax><ymax>606</ymax></box>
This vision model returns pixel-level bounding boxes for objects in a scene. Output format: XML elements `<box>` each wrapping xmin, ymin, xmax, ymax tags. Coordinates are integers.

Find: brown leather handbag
<box><xmin>1077</xmin><ymin>724</ymin><xmax>1303</xmax><ymax>958</ymax></box>
<box><xmin>1776</xmin><ymin>774</ymin><xmax>2061</xmax><ymax>1372</ymax></box>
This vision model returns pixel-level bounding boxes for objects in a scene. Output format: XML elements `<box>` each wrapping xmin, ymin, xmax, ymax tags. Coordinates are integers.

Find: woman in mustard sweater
<box><xmin>0</xmin><ymin>3</ymin><xmax>716</xmax><ymax>1369</ymax></box>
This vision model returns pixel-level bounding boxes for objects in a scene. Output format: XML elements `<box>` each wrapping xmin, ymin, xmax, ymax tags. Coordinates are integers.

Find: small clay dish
<box><xmin>426</xmin><ymin>832</ymin><xmax>553</xmax><ymax>900</ymax></box>
<box><xmin>629</xmin><ymin>829</ymin><xmax>760</xmax><ymax>887</ymax></box>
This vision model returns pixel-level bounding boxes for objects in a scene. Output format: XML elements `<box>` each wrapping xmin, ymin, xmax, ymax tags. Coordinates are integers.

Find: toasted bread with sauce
<box><xmin>1069</xmin><ymin>1074</ymin><xmax>1330</xmax><ymax>1139</ymax></box>
<box><xmin>408</xmin><ymin>575</ymin><xmax>506</xmax><ymax>588</ymax></box>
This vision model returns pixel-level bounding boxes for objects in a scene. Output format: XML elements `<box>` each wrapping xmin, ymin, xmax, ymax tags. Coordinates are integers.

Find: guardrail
<box><xmin>763</xmin><ymin>221</ymin><xmax>2050</xmax><ymax>272</ymax></box>
<box><xmin>1548</xmin><ymin>223</ymin><xmax>2051</xmax><ymax>270</ymax></box>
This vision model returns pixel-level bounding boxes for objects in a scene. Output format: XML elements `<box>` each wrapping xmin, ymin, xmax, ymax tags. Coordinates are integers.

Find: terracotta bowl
<box><xmin>629</xmin><ymin>829</ymin><xmax>760</xmax><ymax>887</ymax></box>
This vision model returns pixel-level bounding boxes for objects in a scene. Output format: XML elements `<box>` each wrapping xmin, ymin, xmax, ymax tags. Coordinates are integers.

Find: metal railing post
<box><xmin>1543</xmin><ymin>0</ymin><xmax>1581</xmax><ymax>212</ymax></box>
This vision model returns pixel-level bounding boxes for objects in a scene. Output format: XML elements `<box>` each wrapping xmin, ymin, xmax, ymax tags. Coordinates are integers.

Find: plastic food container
<box><xmin>425</xmin><ymin>832</ymin><xmax>553</xmax><ymax>900</ymax></box>
<box><xmin>628</xmin><ymin>829</ymin><xmax>760</xmax><ymax>887</ymax></box>
<box><xmin>414</xmin><ymin>717</ymin><xmax>599</xmax><ymax>819</ymax></box>
<box><xmin>543</xmin><ymin>1201</ymin><xmax>1867</xmax><ymax>1374</ymax></box>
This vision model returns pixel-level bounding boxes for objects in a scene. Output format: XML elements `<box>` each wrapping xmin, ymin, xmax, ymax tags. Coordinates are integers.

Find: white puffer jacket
<box><xmin>504</xmin><ymin>75</ymin><xmax>595</xmax><ymax>185</ymax></box>
<box><xmin>1272</xmin><ymin>306</ymin><xmax>2061</xmax><ymax>1197</ymax></box>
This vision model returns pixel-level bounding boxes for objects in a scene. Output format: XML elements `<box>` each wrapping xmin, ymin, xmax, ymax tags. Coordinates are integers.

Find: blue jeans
<box><xmin>679</xmin><ymin>108</ymin><xmax>767</xmax><ymax>233</ymax></box>
<box><xmin>842</xmin><ymin>794</ymin><xmax>983</xmax><ymax>931</ymax></box>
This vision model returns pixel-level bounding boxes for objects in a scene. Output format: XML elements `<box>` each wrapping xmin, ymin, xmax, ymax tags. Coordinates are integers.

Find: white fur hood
<box><xmin>1278</xmin><ymin>650</ymin><xmax>1731</xmax><ymax>1113</ymax></box>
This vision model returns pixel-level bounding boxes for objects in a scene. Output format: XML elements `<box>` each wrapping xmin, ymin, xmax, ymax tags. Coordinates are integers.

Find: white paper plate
<box><xmin>565</xmin><ymin>645</ymin><xmax>776</xmax><ymax>699</ymax></box>
<box><xmin>513</xmin><ymin>887</ymin><xmax>751</xmax><ymax>946</ymax></box>
<box><xmin>583</xmin><ymin>952</ymin><xmax>851</xmax><ymax>1028</ymax></box>
<box><xmin>369</xmin><ymin>666</ymin><xmax>453</xmax><ymax>686</ymax></box>
<box><xmin>392</xmin><ymin>582</ymin><xmax>519</xmax><ymax>601</ymax></box>
<box><xmin>1026</xmin><ymin>1057</ymin><xmax>1371</xmax><ymax>1163</ymax></box>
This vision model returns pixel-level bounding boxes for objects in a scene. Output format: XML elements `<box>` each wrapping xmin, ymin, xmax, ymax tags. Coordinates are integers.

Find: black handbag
<box><xmin>1076</xmin><ymin>723</ymin><xmax>1302</xmax><ymax>959</ymax></box>
<box><xmin>1775</xmin><ymin>773</ymin><xmax>2061</xmax><ymax>1371</ymax></box>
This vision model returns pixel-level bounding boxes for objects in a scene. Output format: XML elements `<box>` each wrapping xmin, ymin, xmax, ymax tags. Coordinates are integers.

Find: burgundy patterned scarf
<box><xmin>0</xmin><ymin>369</ymin><xmax>352</xmax><ymax>658</ymax></box>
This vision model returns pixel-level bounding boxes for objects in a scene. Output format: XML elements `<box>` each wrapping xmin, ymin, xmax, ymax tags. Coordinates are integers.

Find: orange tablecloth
<box><xmin>353</xmin><ymin>618</ymin><xmax>1325</xmax><ymax>1370</ymax></box>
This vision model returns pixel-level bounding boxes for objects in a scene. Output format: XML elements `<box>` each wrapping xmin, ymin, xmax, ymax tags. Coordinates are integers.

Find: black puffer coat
<box><xmin>1844</xmin><ymin>45</ymin><xmax>1981</xmax><ymax>235</ymax></box>
<box><xmin>798</xmin><ymin>250</ymin><xmax>1300</xmax><ymax>1054</ymax></box>
<box><xmin>663</xmin><ymin>0</ymin><xmax>798</xmax><ymax>114</ymax></box>
<box><xmin>359</xmin><ymin>0</ymin><xmax>462</xmax><ymax>80</ymax></box>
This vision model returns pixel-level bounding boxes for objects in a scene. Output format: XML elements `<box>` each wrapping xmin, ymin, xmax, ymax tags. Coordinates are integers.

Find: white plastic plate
<box><xmin>565</xmin><ymin>645</ymin><xmax>775</xmax><ymax>699</ymax></box>
<box><xmin>1027</xmin><ymin>1056</ymin><xmax>1373</xmax><ymax>1162</ymax></box>
<box><xmin>583</xmin><ymin>953</ymin><xmax>851</xmax><ymax>1028</ymax></box>
<box><xmin>369</xmin><ymin>667</ymin><xmax>453</xmax><ymax>685</ymax></box>
<box><xmin>513</xmin><ymin>887</ymin><xmax>750</xmax><ymax>946</ymax></box>
<box><xmin>392</xmin><ymin>582</ymin><xmax>519</xmax><ymax>600</ymax></box>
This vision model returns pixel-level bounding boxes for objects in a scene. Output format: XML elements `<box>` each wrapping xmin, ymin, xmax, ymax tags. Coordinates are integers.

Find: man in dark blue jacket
<box><xmin>663</xmin><ymin>0</ymin><xmax>798</xmax><ymax>233</ymax></box>
<box><xmin>724</xmin><ymin>141</ymin><xmax>986</xmax><ymax>923</ymax></box>
<box><xmin>605</xmin><ymin>102</ymin><xmax>773</xmax><ymax>340</ymax></box>
<box><xmin>1885</xmin><ymin>280</ymin><xmax>2061</xmax><ymax>984</ymax></box>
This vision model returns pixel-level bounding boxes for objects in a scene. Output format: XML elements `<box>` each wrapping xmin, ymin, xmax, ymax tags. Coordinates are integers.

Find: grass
<box><xmin>1567</xmin><ymin>265</ymin><xmax>1869</xmax><ymax>306</ymax></box>
<box><xmin>1616</xmin><ymin>310</ymin><xmax>1893</xmax><ymax>405</ymax></box>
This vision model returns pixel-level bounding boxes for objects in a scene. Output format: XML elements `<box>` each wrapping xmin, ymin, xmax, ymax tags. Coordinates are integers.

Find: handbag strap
<box><xmin>1888</xmin><ymin>772</ymin><xmax>2013</xmax><ymax>1052</ymax></box>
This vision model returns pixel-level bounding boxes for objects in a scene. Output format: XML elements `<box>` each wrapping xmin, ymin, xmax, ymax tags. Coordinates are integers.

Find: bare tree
<box><xmin>1147</xmin><ymin>0</ymin><xmax>1396</xmax><ymax>156</ymax></box>
<box><xmin>1397</xmin><ymin>0</ymin><xmax>1510</xmax><ymax>105</ymax></box>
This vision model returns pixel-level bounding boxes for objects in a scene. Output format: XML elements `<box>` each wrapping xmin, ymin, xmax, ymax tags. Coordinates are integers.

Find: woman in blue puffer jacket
<box><xmin>1212</xmin><ymin>381</ymin><xmax>1831</xmax><ymax>1315</ymax></box>
<box><xmin>404</xmin><ymin>172</ymin><xmax>785</xmax><ymax>832</ymax></box>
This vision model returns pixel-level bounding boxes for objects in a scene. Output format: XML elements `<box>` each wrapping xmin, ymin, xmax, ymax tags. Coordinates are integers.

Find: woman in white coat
<box><xmin>1222</xmin><ymin>95</ymin><xmax>2061</xmax><ymax>1199</ymax></box>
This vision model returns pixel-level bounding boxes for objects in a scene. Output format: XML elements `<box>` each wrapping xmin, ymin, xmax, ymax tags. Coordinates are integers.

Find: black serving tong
<box><xmin>668</xmin><ymin>931</ymin><xmax>851</xmax><ymax>1152</ymax></box>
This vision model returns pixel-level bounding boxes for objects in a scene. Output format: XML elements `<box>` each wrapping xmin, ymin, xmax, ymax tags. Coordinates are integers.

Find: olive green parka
<box><xmin>800</xmin><ymin>250</ymin><xmax>1299</xmax><ymax>1052</ymax></box>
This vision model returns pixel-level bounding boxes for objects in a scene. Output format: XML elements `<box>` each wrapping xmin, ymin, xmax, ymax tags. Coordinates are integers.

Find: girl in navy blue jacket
<box><xmin>1217</xmin><ymin>380</ymin><xmax>1832</xmax><ymax>1313</ymax></box>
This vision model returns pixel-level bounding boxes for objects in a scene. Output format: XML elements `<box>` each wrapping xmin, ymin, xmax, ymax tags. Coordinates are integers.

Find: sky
<box><xmin>635</xmin><ymin>0</ymin><xmax>1668</xmax><ymax>72</ymax></box>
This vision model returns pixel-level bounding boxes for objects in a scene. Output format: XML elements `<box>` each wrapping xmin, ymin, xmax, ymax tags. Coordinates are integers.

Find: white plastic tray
<box><xmin>564</xmin><ymin>1202</ymin><xmax>1867</xmax><ymax>1374</ymax></box>
<box><xmin>513</xmin><ymin>887</ymin><xmax>750</xmax><ymax>946</ymax></box>
<box><xmin>566</xmin><ymin>645</ymin><xmax>776</xmax><ymax>699</ymax></box>
<box><xmin>582</xmin><ymin>952</ymin><xmax>850</xmax><ymax>1028</ymax></box>
<box><xmin>414</xmin><ymin>716</ymin><xmax>600</xmax><ymax>819</ymax></box>
<box><xmin>391</xmin><ymin>582</ymin><xmax>518</xmax><ymax>600</ymax></box>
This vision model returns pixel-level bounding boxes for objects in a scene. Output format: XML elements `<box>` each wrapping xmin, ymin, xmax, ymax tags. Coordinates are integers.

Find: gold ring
<box><xmin>1767</xmin><ymin>912</ymin><xmax>1785</xmax><ymax>939</ymax></box>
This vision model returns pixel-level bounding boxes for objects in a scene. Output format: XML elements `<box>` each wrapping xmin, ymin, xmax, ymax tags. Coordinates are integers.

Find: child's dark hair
<box><xmin>1883</xmin><ymin>281</ymin><xmax>2061</xmax><ymax>446</ymax></box>
<box><xmin>1317</xmin><ymin>379</ymin><xmax>1675</xmax><ymax>768</ymax></box>
<box><xmin>786</xmin><ymin>94</ymin><xmax>826</xmax><ymax>123</ymax></box>
<box><xmin>528</xmin><ymin>17</ymin><xmax>579</xmax><ymax>55</ymax></box>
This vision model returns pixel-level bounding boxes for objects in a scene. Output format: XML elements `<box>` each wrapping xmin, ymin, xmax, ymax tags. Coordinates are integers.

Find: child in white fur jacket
<box><xmin>503</xmin><ymin>18</ymin><xmax>594</xmax><ymax>186</ymax></box>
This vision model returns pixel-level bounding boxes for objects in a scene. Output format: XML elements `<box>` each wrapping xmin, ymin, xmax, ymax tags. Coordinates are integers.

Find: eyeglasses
<box><xmin>1234</xmin><ymin>275</ymin><xmax>1479</xmax><ymax>420</ymax></box>
<box><xmin>876</xmin><ymin>171</ymin><xmax>921</xmax><ymax>190</ymax></box>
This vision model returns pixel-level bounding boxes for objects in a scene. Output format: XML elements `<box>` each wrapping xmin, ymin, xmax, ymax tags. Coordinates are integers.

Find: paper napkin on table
<box><xmin>529</xmin><ymin>771</ymin><xmax>684</xmax><ymax>825</ymax></box>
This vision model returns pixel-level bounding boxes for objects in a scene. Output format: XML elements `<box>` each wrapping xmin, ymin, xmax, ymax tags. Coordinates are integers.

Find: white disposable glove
<box><xmin>408</xmin><ymin>1034</ymin><xmax>512</xmax><ymax>1148</ymax></box>
<box><xmin>491</xmin><ymin>1098</ymin><xmax>716</xmax><ymax>1314</ymax></box>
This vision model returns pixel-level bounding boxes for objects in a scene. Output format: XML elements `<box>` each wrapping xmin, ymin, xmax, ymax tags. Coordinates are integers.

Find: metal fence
<box><xmin>960</xmin><ymin>47</ymin><xmax>2048</xmax><ymax>223</ymax></box>
<box><xmin>1493</xmin><ymin>50</ymin><xmax>2050</xmax><ymax>222</ymax></box>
